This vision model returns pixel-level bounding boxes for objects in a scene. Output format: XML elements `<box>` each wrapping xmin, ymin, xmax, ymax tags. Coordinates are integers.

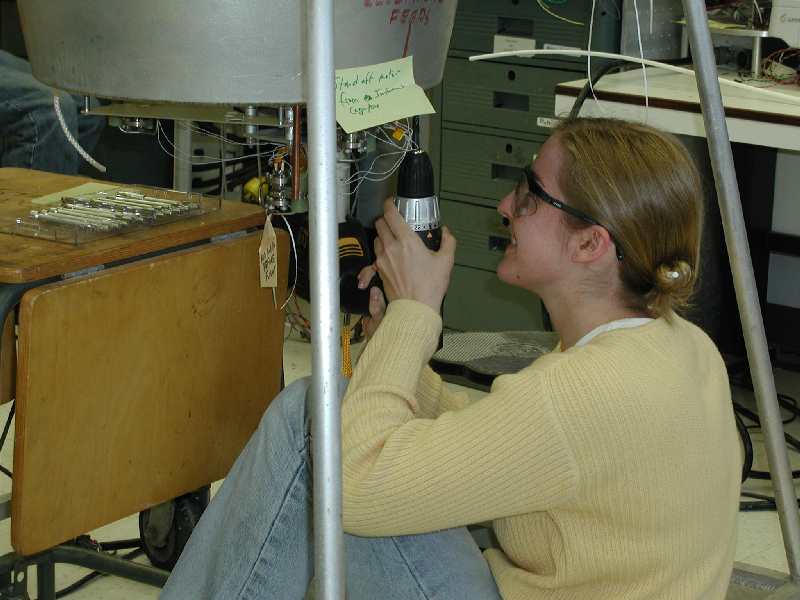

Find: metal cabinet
<box><xmin>440</xmin><ymin>129</ymin><xmax>546</xmax><ymax>205</ymax></box>
<box><xmin>445</xmin><ymin>265</ymin><xmax>544</xmax><ymax>332</ymax></box>
<box><xmin>431</xmin><ymin>0</ymin><xmax>620</xmax><ymax>331</ymax></box>
<box><xmin>450</xmin><ymin>0</ymin><xmax>620</xmax><ymax>62</ymax></box>
<box><xmin>442</xmin><ymin>58</ymin><xmax>588</xmax><ymax>136</ymax></box>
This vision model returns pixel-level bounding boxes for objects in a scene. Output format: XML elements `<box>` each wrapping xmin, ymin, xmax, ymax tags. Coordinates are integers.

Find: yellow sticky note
<box><xmin>335</xmin><ymin>56</ymin><xmax>435</xmax><ymax>134</ymax></box>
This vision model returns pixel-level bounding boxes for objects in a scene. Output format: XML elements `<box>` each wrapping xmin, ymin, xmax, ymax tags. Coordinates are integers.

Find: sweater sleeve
<box><xmin>341</xmin><ymin>300</ymin><xmax>580</xmax><ymax>537</ymax></box>
<box><xmin>414</xmin><ymin>366</ymin><xmax>472</xmax><ymax>418</ymax></box>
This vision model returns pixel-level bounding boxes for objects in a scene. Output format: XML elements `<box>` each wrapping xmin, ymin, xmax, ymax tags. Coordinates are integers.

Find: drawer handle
<box><xmin>493</xmin><ymin>91</ymin><xmax>529</xmax><ymax>112</ymax></box>
<box><xmin>489</xmin><ymin>235</ymin><xmax>510</xmax><ymax>252</ymax></box>
<box><xmin>491</xmin><ymin>163</ymin><xmax>522</xmax><ymax>182</ymax></box>
<box><xmin>497</xmin><ymin>16</ymin><xmax>533</xmax><ymax>37</ymax></box>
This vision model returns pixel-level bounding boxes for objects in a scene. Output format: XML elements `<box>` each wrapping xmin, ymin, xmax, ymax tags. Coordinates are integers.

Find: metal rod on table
<box><xmin>306</xmin><ymin>0</ymin><xmax>345</xmax><ymax>598</ymax></box>
<box><xmin>682</xmin><ymin>0</ymin><xmax>800</xmax><ymax>581</ymax></box>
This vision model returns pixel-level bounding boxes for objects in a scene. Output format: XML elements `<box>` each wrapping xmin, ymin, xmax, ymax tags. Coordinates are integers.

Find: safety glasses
<box><xmin>513</xmin><ymin>166</ymin><xmax>624</xmax><ymax>261</ymax></box>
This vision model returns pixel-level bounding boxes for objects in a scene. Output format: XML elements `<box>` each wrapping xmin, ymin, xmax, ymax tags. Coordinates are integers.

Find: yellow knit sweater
<box><xmin>341</xmin><ymin>300</ymin><xmax>740</xmax><ymax>599</ymax></box>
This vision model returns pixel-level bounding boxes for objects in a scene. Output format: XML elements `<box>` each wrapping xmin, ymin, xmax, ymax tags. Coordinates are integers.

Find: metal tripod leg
<box><xmin>682</xmin><ymin>0</ymin><xmax>800</xmax><ymax>582</ymax></box>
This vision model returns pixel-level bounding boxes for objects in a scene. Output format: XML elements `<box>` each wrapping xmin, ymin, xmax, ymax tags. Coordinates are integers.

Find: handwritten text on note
<box><xmin>335</xmin><ymin>56</ymin><xmax>435</xmax><ymax>133</ymax></box>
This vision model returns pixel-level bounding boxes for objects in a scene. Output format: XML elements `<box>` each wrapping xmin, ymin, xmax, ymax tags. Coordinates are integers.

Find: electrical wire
<box><xmin>731</xmin><ymin>382</ymin><xmax>800</xmax><ymax>511</ymax></box>
<box><xmin>586</xmin><ymin>0</ymin><xmax>605</xmax><ymax>114</ymax></box>
<box><xmin>736</xmin><ymin>410</ymin><xmax>754</xmax><ymax>484</ymax></box>
<box><xmin>155</xmin><ymin>121</ymin><xmax>280</xmax><ymax>167</ymax></box>
<box><xmin>53</xmin><ymin>95</ymin><xmax>107</xmax><ymax>173</ymax></box>
<box><xmin>569</xmin><ymin>61</ymin><xmax>628</xmax><ymax>119</ymax></box>
<box><xmin>631</xmin><ymin>0</ymin><xmax>650</xmax><ymax>115</ymax></box>
<box><xmin>276</xmin><ymin>214</ymin><xmax>299</xmax><ymax>312</ymax></box>
<box><xmin>470</xmin><ymin>49</ymin><xmax>800</xmax><ymax>106</ymax></box>
<box><xmin>536</xmin><ymin>0</ymin><xmax>584</xmax><ymax>26</ymax></box>
<box><xmin>0</xmin><ymin>401</ymin><xmax>14</xmax><ymax>479</ymax></box>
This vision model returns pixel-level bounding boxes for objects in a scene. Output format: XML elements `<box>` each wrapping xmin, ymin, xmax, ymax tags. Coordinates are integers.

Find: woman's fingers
<box><xmin>369</xmin><ymin>286</ymin><xmax>386</xmax><ymax>318</ymax></box>
<box><xmin>357</xmin><ymin>265</ymin><xmax>377</xmax><ymax>290</ymax></box>
<box><xmin>382</xmin><ymin>198</ymin><xmax>414</xmax><ymax>240</ymax></box>
<box><xmin>362</xmin><ymin>287</ymin><xmax>387</xmax><ymax>341</ymax></box>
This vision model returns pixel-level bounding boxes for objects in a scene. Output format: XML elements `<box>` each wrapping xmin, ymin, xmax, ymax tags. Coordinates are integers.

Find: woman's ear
<box><xmin>571</xmin><ymin>225</ymin><xmax>613</xmax><ymax>264</ymax></box>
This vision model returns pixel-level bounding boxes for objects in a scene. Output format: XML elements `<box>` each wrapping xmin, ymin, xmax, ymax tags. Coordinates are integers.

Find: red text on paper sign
<box><xmin>362</xmin><ymin>0</ymin><xmax>445</xmax><ymax>26</ymax></box>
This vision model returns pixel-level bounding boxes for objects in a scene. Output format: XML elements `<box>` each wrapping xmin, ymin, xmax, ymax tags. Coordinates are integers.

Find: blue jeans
<box><xmin>0</xmin><ymin>50</ymin><xmax>105</xmax><ymax>173</ymax></box>
<box><xmin>161</xmin><ymin>377</ymin><xmax>502</xmax><ymax>600</ymax></box>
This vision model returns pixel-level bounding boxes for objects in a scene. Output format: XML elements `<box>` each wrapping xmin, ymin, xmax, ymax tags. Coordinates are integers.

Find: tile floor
<box><xmin>0</xmin><ymin>336</ymin><xmax>797</xmax><ymax>598</ymax></box>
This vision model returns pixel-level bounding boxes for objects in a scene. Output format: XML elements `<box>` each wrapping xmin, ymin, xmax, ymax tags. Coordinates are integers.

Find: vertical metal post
<box><xmin>306</xmin><ymin>0</ymin><xmax>345</xmax><ymax>598</ymax></box>
<box><xmin>173</xmin><ymin>120</ymin><xmax>193</xmax><ymax>192</ymax></box>
<box><xmin>36</xmin><ymin>560</ymin><xmax>55</xmax><ymax>600</ymax></box>
<box><xmin>682</xmin><ymin>0</ymin><xmax>800</xmax><ymax>581</ymax></box>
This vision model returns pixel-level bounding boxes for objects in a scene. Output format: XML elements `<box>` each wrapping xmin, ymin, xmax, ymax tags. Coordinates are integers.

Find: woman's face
<box><xmin>496</xmin><ymin>137</ymin><xmax>571</xmax><ymax>293</ymax></box>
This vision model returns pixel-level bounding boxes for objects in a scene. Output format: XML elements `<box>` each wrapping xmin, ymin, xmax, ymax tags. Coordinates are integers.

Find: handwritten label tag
<box><xmin>259</xmin><ymin>218</ymin><xmax>278</xmax><ymax>289</ymax></box>
<box><xmin>335</xmin><ymin>56</ymin><xmax>435</xmax><ymax>133</ymax></box>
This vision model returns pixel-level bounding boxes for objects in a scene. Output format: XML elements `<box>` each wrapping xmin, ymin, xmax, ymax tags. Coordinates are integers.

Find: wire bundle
<box><xmin>734</xmin><ymin>385</ymin><xmax>800</xmax><ymax>512</ymax></box>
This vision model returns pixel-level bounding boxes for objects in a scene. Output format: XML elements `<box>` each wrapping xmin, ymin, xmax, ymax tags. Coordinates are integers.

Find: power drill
<box><xmin>339</xmin><ymin>148</ymin><xmax>444</xmax><ymax>350</ymax></box>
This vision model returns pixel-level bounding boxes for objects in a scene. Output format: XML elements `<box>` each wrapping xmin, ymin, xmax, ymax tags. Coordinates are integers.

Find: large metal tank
<box><xmin>17</xmin><ymin>0</ymin><xmax>457</xmax><ymax>104</ymax></box>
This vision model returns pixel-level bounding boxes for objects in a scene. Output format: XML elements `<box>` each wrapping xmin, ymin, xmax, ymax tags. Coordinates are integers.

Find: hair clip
<box><xmin>667</xmin><ymin>271</ymin><xmax>680</xmax><ymax>280</ymax></box>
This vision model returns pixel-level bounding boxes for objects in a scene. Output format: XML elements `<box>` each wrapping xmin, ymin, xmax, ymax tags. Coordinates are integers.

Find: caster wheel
<box><xmin>139</xmin><ymin>486</ymin><xmax>210</xmax><ymax>571</ymax></box>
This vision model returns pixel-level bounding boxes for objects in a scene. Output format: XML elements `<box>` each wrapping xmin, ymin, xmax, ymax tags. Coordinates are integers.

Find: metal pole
<box><xmin>306</xmin><ymin>0</ymin><xmax>345</xmax><ymax>598</ymax></box>
<box><xmin>682</xmin><ymin>0</ymin><xmax>800</xmax><ymax>581</ymax></box>
<box><xmin>173</xmin><ymin>120</ymin><xmax>193</xmax><ymax>192</ymax></box>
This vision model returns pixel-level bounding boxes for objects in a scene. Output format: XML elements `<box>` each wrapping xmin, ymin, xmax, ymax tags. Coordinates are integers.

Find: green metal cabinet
<box><xmin>430</xmin><ymin>0</ymin><xmax>619</xmax><ymax>332</ymax></box>
<box><xmin>442</xmin><ymin>58</ymin><xmax>583</xmax><ymax>136</ymax></box>
<box><xmin>440</xmin><ymin>129</ymin><xmax>545</xmax><ymax>206</ymax></box>
<box><xmin>444</xmin><ymin>265</ymin><xmax>543</xmax><ymax>332</ymax></box>
<box><xmin>450</xmin><ymin>0</ymin><xmax>620</xmax><ymax>63</ymax></box>
<box><xmin>440</xmin><ymin>198</ymin><xmax>509</xmax><ymax>272</ymax></box>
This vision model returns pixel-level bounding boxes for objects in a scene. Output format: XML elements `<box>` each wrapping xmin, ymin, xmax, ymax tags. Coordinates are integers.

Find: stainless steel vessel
<box><xmin>17</xmin><ymin>0</ymin><xmax>457</xmax><ymax>103</ymax></box>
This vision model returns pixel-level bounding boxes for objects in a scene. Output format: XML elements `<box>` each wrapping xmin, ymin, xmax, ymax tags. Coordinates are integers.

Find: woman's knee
<box><xmin>261</xmin><ymin>376</ymin><xmax>312</xmax><ymax>452</ymax></box>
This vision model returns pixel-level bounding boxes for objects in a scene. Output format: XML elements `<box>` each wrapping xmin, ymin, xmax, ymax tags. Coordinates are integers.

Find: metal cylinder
<box><xmin>307</xmin><ymin>0</ymin><xmax>345</xmax><ymax>598</ymax></box>
<box><xmin>172</xmin><ymin>121</ymin><xmax>193</xmax><ymax>192</ymax></box>
<box><xmin>17</xmin><ymin>0</ymin><xmax>457</xmax><ymax>103</ymax></box>
<box><xmin>751</xmin><ymin>37</ymin><xmax>762</xmax><ymax>78</ymax></box>
<box><xmin>682</xmin><ymin>0</ymin><xmax>800</xmax><ymax>581</ymax></box>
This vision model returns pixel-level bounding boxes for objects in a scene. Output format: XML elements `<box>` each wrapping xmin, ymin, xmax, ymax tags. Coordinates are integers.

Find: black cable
<box><xmin>568</xmin><ymin>57</ymin><xmax>695</xmax><ymax>121</ymax></box>
<box><xmin>732</xmin><ymin>402</ymin><xmax>800</xmax><ymax>454</ymax></box>
<box><xmin>568</xmin><ymin>60</ymin><xmax>626</xmax><ymax>119</ymax></box>
<box><xmin>0</xmin><ymin>400</ymin><xmax>13</xmax><ymax>478</ymax></box>
<box><xmin>735</xmin><ymin>410</ymin><xmax>753</xmax><ymax>484</ymax></box>
<box><xmin>739</xmin><ymin>491</ymin><xmax>800</xmax><ymax>512</ymax></box>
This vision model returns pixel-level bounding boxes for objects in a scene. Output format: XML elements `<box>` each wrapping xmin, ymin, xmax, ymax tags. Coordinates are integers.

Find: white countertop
<box><xmin>554</xmin><ymin>68</ymin><xmax>800</xmax><ymax>151</ymax></box>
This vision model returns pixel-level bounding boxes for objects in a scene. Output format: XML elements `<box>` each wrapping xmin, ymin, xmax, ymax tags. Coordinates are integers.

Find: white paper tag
<box><xmin>536</xmin><ymin>117</ymin><xmax>560</xmax><ymax>129</ymax></box>
<box><xmin>259</xmin><ymin>218</ymin><xmax>278</xmax><ymax>289</ymax></box>
<box><xmin>493</xmin><ymin>35</ymin><xmax>537</xmax><ymax>53</ymax></box>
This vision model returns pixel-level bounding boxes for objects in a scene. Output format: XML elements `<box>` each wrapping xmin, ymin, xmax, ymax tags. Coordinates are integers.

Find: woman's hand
<box><xmin>373</xmin><ymin>199</ymin><xmax>456</xmax><ymax>313</ymax></box>
<box><xmin>357</xmin><ymin>265</ymin><xmax>385</xmax><ymax>341</ymax></box>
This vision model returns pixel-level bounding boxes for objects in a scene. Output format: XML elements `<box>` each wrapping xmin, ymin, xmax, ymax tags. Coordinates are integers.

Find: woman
<box><xmin>161</xmin><ymin>118</ymin><xmax>740</xmax><ymax>599</ymax></box>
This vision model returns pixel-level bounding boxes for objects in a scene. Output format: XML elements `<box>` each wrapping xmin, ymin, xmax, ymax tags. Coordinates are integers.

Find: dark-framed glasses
<box><xmin>514</xmin><ymin>166</ymin><xmax>624</xmax><ymax>261</ymax></box>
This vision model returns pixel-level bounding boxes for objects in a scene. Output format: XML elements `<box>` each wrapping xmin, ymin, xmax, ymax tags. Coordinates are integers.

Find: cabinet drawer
<box><xmin>443</xmin><ymin>58</ymin><xmax>580</xmax><ymax>135</ymax></box>
<box><xmin>441</xmin><ymin>129</ymin><xmax>545</xmax><ymax>206</ymax></box>
<box><xmin>450</xmin><ymin>0</ymin><xmax>619</xmax><ymax>57</ymax></box>
<box><xmin>444</xmin><ymin>265</ymin><xmax>543</xmax><ymax>332</ymax></box>
<box><xmin>441</xmin><ymin>198</ymin><xmax>508</xmax><ymax>271</ymax></box>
